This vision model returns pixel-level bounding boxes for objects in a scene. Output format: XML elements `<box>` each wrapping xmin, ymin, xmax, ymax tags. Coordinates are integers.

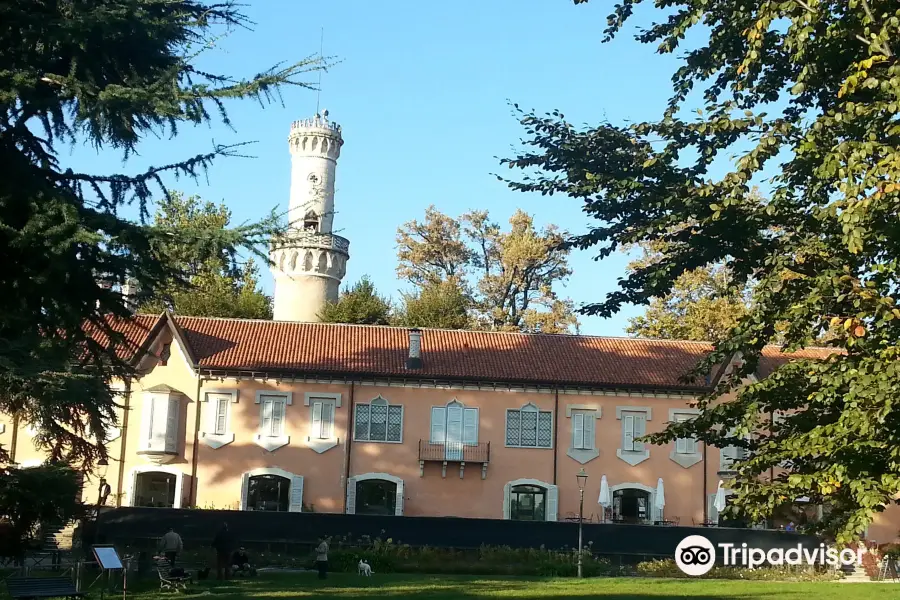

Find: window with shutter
<box><xmin>462</xmin><ymin>408</ymin><xmax>478</xmax><ymax>444</ymax></box>
<box><xmin>616</xmin><ymin>406</ymin><xmax>652</xmax><ymax>466</ymax></box>
<box><xmin>623</xmin><ymin>415</ymin><xmax>635</xmax><ymax>451</ymax></box>
<box><xmin>164</xmin><ymin>397</ymin><xmax>179</xmax><ymax>453</ymax></box>
<box><xmin>215</xmin><ymin>397</ymin><xmax>228</xmax><ymax>435</ymax></box>
<box><xmin>573</xmin><ymin>413</ymin><xmax>585</xmax><ymax>449</ymax></box>
<box><xmin>311</xmin><ymin>402</ymin><xmax>323</xmax><ymax>438</ymax></box>
<box><xmin>430</xmin><ymin>407</ymin><xmax>446</xmax><ymax>443</ymax></box>
<box><xmin>253</xmin><ymin>392</ymin><xmax>292</xmax><ymax>452</ymax></box>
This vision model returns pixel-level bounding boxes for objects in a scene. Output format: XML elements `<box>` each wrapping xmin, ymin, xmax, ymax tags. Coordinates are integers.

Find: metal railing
<box><xmin>418</xmin><ymin>440</ymin><xmax>490</xmax><ymax>463</ymax></box>
<box><xmin>271</xmin><ymin>231</ymin><xmax>350</xmax><ymax>254</ymax></box>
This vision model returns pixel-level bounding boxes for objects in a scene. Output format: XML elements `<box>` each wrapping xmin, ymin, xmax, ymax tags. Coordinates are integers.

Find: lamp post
<box><xmin>95</xmin><ymin>458</ymin><xmax>109</xmax><ymax>543</ymax></box>
<box><xmin>576</xmin><ymin>469</ymin><xmax>588</xmax><ymax>578</ymax></box>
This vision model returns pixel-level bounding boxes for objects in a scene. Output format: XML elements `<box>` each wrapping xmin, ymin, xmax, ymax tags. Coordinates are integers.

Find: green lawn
<box><xmin>120</xmin><ymin>573</ymin><xmax>897</xmax><ymax>599</ymax></box>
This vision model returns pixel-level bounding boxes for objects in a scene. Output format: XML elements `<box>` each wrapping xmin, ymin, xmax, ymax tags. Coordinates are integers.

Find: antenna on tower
<box><xmin>316</xmin><ymin>27</ymin><xmax>324</xmax><ymax>114</ymax></box>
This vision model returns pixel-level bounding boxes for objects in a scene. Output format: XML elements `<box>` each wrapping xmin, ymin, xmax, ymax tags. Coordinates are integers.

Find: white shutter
<box><xmin>430</xmin><ymin>407</ymin><xmax>446</xmax><ymax>443</ymax></box>
<box><xmin>239</xmin><ymin>473</ymin><xmax>250</xmax><ymax>510</ymax></box>
<box><xmin>322</xmin><ymin>402</ymin><xmax>334</xmax><ymax>438</ymax></box>
<box><xmin>215</xmin><ymin>398</ymin><xmax>228</xmax><ymax>435</ymax></box>
<box><xmin>546</xmin><ymin>485</ymin><xmax>559</xmax><ymax>522</ymax></box>
<box><xmin>165</xmin><ymin>397</ymin><xmax>179</xmax><ymax>453</ymax></box>
<box><xmin>129</xmin><ymin>470</ymin><xmax>139</xmax><ymax>507</ymax></box>
<box><xmin>633</xmin><ymin>414</ymin><xmax>646</xmax><ymax>452</ymax></box>
<box><xmin>676</xmin><ymin>435</ymin><xmax>688</xmax><ymax>454</ymax></box>
<box><xmin>312</xmin><ymin>402</ymin><xmax>323</xmax><ymax>439</ymax></box>
<box><xmin>395</xmin><ymin>479</ymin><xmax>404</xmax><ymax>516</ymax></box>
<box><xmin>272</xmin><ymin>400</ymin><xmax>285</xmax><ymax>437</ymax></box>
<box><xmin>346</xmin><ymin>477</ymin><xmax>357</xmax><ymax>514</ymax></box>
<box><xmin>463</xmin><ymin>408</ymin><xmax>478</xmax><ymax>444</ymax></box>
<box><xmin>623</xmin><ymin>415</ymin><xmax>635</xmax><ymax>451</ymax></box>
<box><xmin>139</xmin><ymin>395</ymin><xmax>153</xmax><ymax>450</ymax></box>
<box><xmin>502</xmin><ymin>482</ymin><xmax>512</xmax><ymax>519</ymax></box>
<box><xmin>447</xmin><ymin>406</ymin><xmax>462</xmax><ymax>445</ymax></box>
<box><xmin>584</xmin><ymin>414</ymin><xmax>595</xmax><ymax>450</ymax></box>
<box><xmin>260</xmin><ymin>399</ymin><xmax>272</xmax><ymax>435</ymax></box>
<box><xmin>573</xmin><ymin>413</ymin><xmax>584</xmax><ymax>449</ymax></box>
<box><xmin>288</xmin><ymin>475</ymin><xmax>304</xmax><ymax>512</ymax></box>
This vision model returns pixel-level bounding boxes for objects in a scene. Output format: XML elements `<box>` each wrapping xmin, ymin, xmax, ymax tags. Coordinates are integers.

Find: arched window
<box><xmin>246</xmin><ymin>474</ymin><xmax>290</xmax><ymax>512</ymax></box>
<box><xmin>133</xmin><ymin>471</ymin><xmax>177</xmax><ymax>508</ymax></box>
<box><xmin>510</xmin><ymin>485</ymin><xmax>546</xmax><ymax>521</ymax></box>
<box><xmin>613</xmin><ymin>488</ymin><xmax>651</xmax><ymax>523</ymax></box>
<box><xmin>303</xmin><ymin>210</ymin><xmax>319</xmax><ymax>232</ymax></box>
<box><xmin>355</xmin><ymin>479</ymin><xmax>397</xmax><ymax>516</ymax></box>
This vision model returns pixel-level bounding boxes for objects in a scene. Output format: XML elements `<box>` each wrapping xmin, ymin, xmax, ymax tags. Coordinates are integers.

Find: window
<box><xmin>254</xmin><ymin>392</ymin><xmax>292</xmax><ymax>452</ymax></box>
<box><xmin>140</xmin><ymin>390</ymin><xmax>179</xmax><ymax>454</ymax></box>
<box><xmin>201</xmin><ymin>390</ymin><xmax>237</xmax><ymax>449</ymax></box>
<box><xmin>720</xmin><ymin>444</ymin><xmax>748</xmax><ymax>471</ymax></box>
<box><xmin>355</xmin><ymin>397</ymin><xmax>403</xmax><ymax>443</ymax></box>
<box><xmin>430</xmin><ymin>400</ymin><xmax>478</xmax><ymax>461</ymax></box>
<box><xmin>616</xmin><ymin>407</ymin><xmax>652</xmax><ymax>466</ymax></box>
<box><xmin>668</xmin><ymin>409</ymin><xmax>702</xmax><ymax>468</ymax></box>
<box><xmin>133</xmin><ymin>472</ymin><xmax>177</xmax><ymax>508</ymax></box>
<box><xmin>246</xmin><ymin>475</ymin><xmax>290</xmax><ymax>512</ymax></box>
<box><xmin>566</xmin><ymin>405</ymin><xmax>600</xmax><ymax>464</ymax></box>
<box><xmin>613</xmin><ymin>488</ymin><xmax>651</xmax><ymax>523</ymax></box>
<box><xmin>303</xmin><ymin>210</ymin><xmax>319</xmax><ymax>232</ymax></box>
<box><xmin>304</xmin><ymin>393</ymin><xmax>341</xmax><ymax>454</ymax></box>
<box><xmin>573</xmin><ymin>412</ymin><xmax>594</xmax><ymax>450</ymax></box>
<box><xmin>505</xmin><ymin>403</ymin><xmax>552</xmax><ymax>448</ymax></box>
<box><xmin>509</xmin><ymin>485</ymin><xmax>546</xmax><ymax>521</ymax></box>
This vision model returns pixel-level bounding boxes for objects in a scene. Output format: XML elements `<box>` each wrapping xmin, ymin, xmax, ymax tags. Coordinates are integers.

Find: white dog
<box><xmin>357</xmin><ymin>559</ymin><xmax>373</xmax><ymax>577</ymax></box>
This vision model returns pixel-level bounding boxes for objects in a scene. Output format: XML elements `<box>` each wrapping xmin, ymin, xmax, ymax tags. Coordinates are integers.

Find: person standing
<box><xmin>314</xmin><ymin>536</ymin><xmax>329</xmax><ymax>580</ymax></box>
<box><xmin>212</xmin><ymin>522</ymin><xmax>234</xmax><ymax>580</ymax></box>
<box><xmin>159</xmin><ymin>527</ymin><xmax>183</xmax><ymax>567</ymax></box>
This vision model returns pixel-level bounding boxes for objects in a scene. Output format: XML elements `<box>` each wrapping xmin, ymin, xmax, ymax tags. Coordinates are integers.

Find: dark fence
<box><xmin>95</xmin><ymin>507</ymin><xmax>819</xmax><ymax>560</ymax></box>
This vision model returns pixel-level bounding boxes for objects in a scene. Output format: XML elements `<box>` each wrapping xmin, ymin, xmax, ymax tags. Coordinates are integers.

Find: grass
<box><xmin>117</xmin><ymin>572</ymin><xmax>898</xmax><ymax>600</ymax></box>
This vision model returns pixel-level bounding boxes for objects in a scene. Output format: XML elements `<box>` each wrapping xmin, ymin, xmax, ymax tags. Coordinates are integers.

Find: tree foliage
<box><xmin>626</xmin><ymin>242</ymin><xmax>749</xmax><ymax>342</ymax></box>
<box><xmin>502</xmin><ymin>0</ymin><xmax>900</xmax><ymax>541</ymax></box>
<box><xmin>0</xmin><ymin>0</ymin><xmax>321</xmax><ymax>466</ymax></box>
<box><xmin>319</xmin><ymin>277</ymin><xmax>393</xmax><ymax>325</ymax></box>
<box><xmin>396</xmin><ymin>206</ymin><xmax>578</xmax><ymax>333</ymax></box>
<box><xmin>139</xmin><ymin>192</ymin><xmax>273</xmax><ymax>319</ymax></box>
<box><xmin>393</xmin><ymin>278</ymin><xmax>472</xmax><ymax>330</ymax></box>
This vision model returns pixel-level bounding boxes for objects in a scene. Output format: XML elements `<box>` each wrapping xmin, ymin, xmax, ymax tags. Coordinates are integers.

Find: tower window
<box><xmin>303</xmin><ymin>211</ymin><xmax>319</xmax><ymax>232</ymax></box>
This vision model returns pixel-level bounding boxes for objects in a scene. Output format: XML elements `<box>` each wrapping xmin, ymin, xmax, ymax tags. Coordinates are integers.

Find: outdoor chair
<box><xmin>156</xmin><ymin>562</ymin><xmax>191</xmax><ymax>592</ymax></box>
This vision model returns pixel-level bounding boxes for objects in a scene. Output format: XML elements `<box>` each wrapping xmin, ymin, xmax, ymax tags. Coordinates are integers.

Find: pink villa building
<box><xmin>2</xmin><ymin>312</ymin><xmax>897</xmax><ymax>541</ymax></box>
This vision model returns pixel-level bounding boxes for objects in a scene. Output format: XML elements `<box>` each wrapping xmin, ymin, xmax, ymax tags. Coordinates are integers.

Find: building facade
<box><xmin>3</xmin><ymin>313</ymin><xmax>896</xmax><ymax>541</ymax></box>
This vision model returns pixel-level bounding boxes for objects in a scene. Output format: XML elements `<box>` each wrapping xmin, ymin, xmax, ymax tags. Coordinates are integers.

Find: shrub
<box><xmin>635</xmin><ymin>558</ymin><xmax>839</xmax><ymax>582</ymax></box>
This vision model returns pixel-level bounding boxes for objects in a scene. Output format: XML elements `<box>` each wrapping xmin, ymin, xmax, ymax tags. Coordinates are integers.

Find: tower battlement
<box><xmin>288</xmin><ymin>109</ymin><xmax>343</xmax><ymax>159</ymax></box>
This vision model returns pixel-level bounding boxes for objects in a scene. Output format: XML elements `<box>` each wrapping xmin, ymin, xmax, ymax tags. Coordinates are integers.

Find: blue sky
<box><xmin>65</xmin><ymin>0</ymin><xmax>691</xmax><ymax>336</ymax></box>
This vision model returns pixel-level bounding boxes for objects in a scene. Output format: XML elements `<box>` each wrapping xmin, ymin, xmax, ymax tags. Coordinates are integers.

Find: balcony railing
<box><xmin>270</xmin><ymin>231</ymin><xmax>350</xmax><ymax>254</ymax></box>
<box><xmin>418</xmin><ymin>440</ymin><xmax>490</xmax><ymax>479</ymax></box>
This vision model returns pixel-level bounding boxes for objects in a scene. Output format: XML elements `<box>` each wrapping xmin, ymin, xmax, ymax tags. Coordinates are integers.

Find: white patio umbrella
<box><xmin>598</xmin><ymin>475</ymin><xmax>611</xmax><ymax>521</ymax></box>
<box><xmin>714</xmin><ymin>480</ymin><xmax>727</xmax><ymax>512</ymax></box>
<box><xmin>654</xmin><ymin>477</ymin><xmax>666</xmax><ymax>516</ymax></box>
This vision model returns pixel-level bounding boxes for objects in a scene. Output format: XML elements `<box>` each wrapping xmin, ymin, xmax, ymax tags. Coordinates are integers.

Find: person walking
<box><xmin>212</xmin><ymin>522</ymin><xmax>234</xmax><ymax>580</ymax></box>
<box><xmin>314</xmin><ymin>536</ymin><xmax>329</xmax><ymax>580</ymax></box>
<box><xmin>158</xmin><ymin>527</ymin><xmax>183</xmax><ymax>567</ymax></box>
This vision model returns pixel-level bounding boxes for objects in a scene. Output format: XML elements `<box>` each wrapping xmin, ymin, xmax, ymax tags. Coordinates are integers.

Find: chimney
<box><xmin>121</xmin><ymin>278</ymin><xmax>140</xmax><ymax>313</ymax></box>
<box><xmin>406</xmin><ymin>328</ymin><xmax>423</xmax><ymax>370</ymax></box>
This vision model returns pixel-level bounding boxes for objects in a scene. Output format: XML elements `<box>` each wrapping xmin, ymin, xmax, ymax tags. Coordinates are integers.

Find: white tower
<box><xmin>270</xmin><ymin>109</ymin><xmax>350</xmax><ymax>322</ymax></box>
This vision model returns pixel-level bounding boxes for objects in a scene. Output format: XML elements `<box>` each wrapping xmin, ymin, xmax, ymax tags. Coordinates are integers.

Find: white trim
<box><xmin>254</xmin><ymin>391</ymin><xmax>291</xmax><ymax>452</ymax></box>
<box><xmin>353</xmin><ymin>395</ymin><xmax>404</xmax><ymax>444</ymax></box>
<box><xmin>306</xmin><ymin>395</ymin><xmax>339</xmax><ymax>454</ymax></box>
<box><xmin>567</xmin><ymin>405</ymin><xmax>601</xmax><ymax>464</ymax></box>
<box><xmin>304</xmin><ymin>392</ymin><xmax>341</xmax><ymax>407</ymax></box>
<box><xmin>503</xmin><ymin>478</ymin><xmax>558</xmax><ymax>522</ymax></box>
<box><xmin>668</xmin><ymin>408</ymin><xmax>702</xmax><ymax>468</ymax></box>
<box><xmin>17</xmin><ymin>459</ymin><xmax>43</xmax><ymax>468</ymax></box>
<box><xmin>504</xmin><ymin>402</ymin><xmax>553</xmax><ymax>449</ymax></box>
<box><xmin>0</xmin><ymin>423</ymin><xmax>4</xmax><ymax>435</ymax></box>
<box><xmin>128</xmin><ymin>465</ymin><xmax>185</xmax><ymax>508</ymax></box>
<box><xmin>201</xmin><ymin>389</ymin><xmax>239</xmax><ymax>449</ymax></box>
<box><xmin>610</xmin><ymin>481</ymin><xmax>660</xmax><ymax>523</ymax></box>
<box><xmin>346</xmin><ymin>472</ymin><xmax>405</xmax><ymax>516</ymax></box>
<box><xmin>616</xmin><ymin>406</ymin><xmax>652</xmax><ymax>466</ymax></box>
<box><xmin>240</xmin><ymin>467</ymin><xmax>304</xmax><ymax>513</ymax></box>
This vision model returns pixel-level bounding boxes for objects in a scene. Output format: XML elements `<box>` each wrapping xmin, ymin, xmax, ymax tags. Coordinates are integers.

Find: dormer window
<box><xmin>303</xmin><ymin>210</ymin><xmax>319</xmax><ymax>232</ymax></box>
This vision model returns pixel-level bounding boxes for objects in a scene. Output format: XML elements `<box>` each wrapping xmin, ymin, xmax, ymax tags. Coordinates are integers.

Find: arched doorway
<box><xmin>133</xmin><ymin>471</ymin><xmax>177</xmax><ymax>508</ymax></box>
<box><xmin>346</xmin><ymin>473</ymin><xmax>404</xmax><ymax>516</ymax></box>
<box><xmin>246</xmin><ymin>474</ymin><xmax>290</xmax><ymax>512</ymax></box>
<box><xmin>503</xmin><ymin>479</ymin><xmax>558</xmax><ymax>522</ymax></box>
<box><xmin>610</xmin><ymin>483</ymin><xmax>657</xmax><ymax>523</ymax></box>
<box><xmin>240</xmin><ymin>468</ymin><xmax>304</xmax><ymax>512</ymax></box>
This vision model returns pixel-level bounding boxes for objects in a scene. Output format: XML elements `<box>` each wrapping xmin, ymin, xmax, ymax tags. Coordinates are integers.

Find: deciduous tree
<box><xmin>502</xmin><ymin>0</ymin><xmax>900</xmax><ymax>541</ymax></box>
<box><xmin>397</xmin><ymin>207</ymin><xmax>577</xmax><ymax>333</ymax></box>
<box><xmin>0</xmin><ymin>0</ymin><xmax>321</xmax><ymax>466</ymax></box>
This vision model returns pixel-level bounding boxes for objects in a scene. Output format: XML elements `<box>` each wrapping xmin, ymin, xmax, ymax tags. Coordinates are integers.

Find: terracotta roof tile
<box><xmin>83</xmin><ymin>314</ymin><xmax>158</xmax><ymax>361</ymax></box>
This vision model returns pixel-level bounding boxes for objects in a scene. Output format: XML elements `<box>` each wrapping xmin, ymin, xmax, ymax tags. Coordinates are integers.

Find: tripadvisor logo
<box><xmin>674</xmin><ymin>535</ymin><xmax>863</xmax><ymax>576</ymax></box>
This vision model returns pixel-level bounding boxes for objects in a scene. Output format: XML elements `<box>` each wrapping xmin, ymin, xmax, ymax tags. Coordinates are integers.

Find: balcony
<box><xmin>271</xmin><ymin>231</ymin><xmax>350</xmax><ymax>254</ymax></box>
<box><xmin>418</xmin><ymin>440</ymin><xmax>490</xmax><ymax>480</ymax></box>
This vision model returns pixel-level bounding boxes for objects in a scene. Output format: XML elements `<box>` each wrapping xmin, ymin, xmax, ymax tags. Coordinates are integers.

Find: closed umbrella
<box><xmin>598</xmin><ymin>475</ymin><xmax>611</xmax><ymax>521</ymax></box>
<box><xmin>654</xmin><ymin>477</ymin><xmax>666</xmax><ymax>520</ymax></box>
<box><xmin>714</xmin><ymin>480</ymin><xmax>727</xmax><ymax>517</ymax></box>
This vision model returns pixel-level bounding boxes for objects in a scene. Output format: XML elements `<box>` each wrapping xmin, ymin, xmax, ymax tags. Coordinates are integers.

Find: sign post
<box><xmin>91</xmin><ymin>545</ymin><xmax>125</xmax><ymax>600</ymax></box>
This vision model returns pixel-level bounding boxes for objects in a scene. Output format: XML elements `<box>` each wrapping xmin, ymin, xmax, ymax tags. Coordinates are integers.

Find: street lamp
<box><xmin>576</xmin><ymin>469</ymin><xmax>588</xmax><ymax>578</ymax></box>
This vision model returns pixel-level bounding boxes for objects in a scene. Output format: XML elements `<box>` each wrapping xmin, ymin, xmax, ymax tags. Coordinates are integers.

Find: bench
<box><xmin>5</xmin><ymin>577</ymin><xmax>84</xmax><ymax>600</ymax></box>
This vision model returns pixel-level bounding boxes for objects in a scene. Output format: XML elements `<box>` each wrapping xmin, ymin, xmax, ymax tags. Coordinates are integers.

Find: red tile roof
<box><xmin>83</xmin><ymin>314</ymin><xmax>158</xmax><ymax>361</ymax></box>
<box><xmin>93</xmin><ymin>314</ymin><xmax>836</xmax><ymax>390</ymax></box>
